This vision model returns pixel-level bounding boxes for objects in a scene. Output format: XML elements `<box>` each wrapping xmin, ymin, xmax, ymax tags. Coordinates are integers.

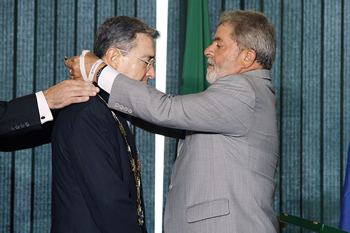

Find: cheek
<box><xmin>134</xmin><ymin>66</ymin><xmax>146</xmax><ymax>81</ymax></box>
<box><xmin>213</xmin><ymin>52</ymin><xmax>226</xmax><ymax>67</ymax></box>
<box><xmin>124</xmin><ymin>64</ymin><xmax>145</xmax><ymax>81</ymax></box>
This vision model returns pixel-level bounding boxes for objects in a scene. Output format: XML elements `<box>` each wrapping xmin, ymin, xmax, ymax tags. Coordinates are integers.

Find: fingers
<box><xmin>63</xmin><ymin>79</ymin><xmax>100</xmax><ymax>94</ymax></box>
<box><xmin>64</xmin><ymin>57</ymin><xmax>73</xmax><ymax>68</ymax></box>
<box><xmin>66</xmin><ymin>89</ymin><xmax>99</xmax><ymax>99</ymax></box>
<box><xmin>44</xmin><ymin>80</ymin><xmax>100</xmax><ymax>109</ymax></box>
<box><xmin>68</xmin><ymin>96</ymin><xmax>91</xmax><ymax>104</ymax></box>
<box><xmin>64</xmin><ymin>56</ymin><xmax>78</xmax><ymax>68</ymax></box>
<box><xmin>69</xmin><ymin>68</ymin><xmax>73</xmax><ymax>78</ymax></box>
<box><xmin>65</xmin><ymin>50</ymin><xmax>101</xmax><ymax>82</ymax></box>
<box><xmin>64</xmin><ymin>55</ymin><xmax>84</xmax><ymax>80</ymax></box>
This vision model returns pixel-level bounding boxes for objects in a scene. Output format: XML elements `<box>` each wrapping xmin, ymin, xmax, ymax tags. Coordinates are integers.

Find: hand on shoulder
<box><xmin>43</xmin><ymin>80</ymin><xmax>100</xmax><ymax>109</ymax></box>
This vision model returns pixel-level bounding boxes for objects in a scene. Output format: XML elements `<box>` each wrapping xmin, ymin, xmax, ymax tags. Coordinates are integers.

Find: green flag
<box><xmin>181</xmin><ymin>0</ymin><xmax>212</xmax><ymax>94</ymax></box>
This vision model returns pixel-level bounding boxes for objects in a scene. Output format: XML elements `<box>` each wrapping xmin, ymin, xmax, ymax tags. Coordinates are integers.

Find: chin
<box><xmin>206</xmin><ymin>75</ymin><xmax>217</xmax><ymax>84</ymax></box>
<box><xmin>206</xmin><ymin>69</ymin><xmax>218</xmax><ymax>83</ymax></box>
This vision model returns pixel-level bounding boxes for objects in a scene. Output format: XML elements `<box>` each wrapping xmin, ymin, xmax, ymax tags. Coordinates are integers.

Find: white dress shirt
<box><xmin>97</xmin><ymin>66</ymin><xmax>119</xmax><ymax>94</ymax></box>
<box><xmin>35</xmin><ymin>91</ymin><xmax>53</xmax><ymax>124</ymax></box>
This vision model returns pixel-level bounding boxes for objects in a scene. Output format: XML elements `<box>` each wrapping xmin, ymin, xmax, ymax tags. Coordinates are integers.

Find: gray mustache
<box><xmin>207</xmin><ymin>58</ymin><xmax>215</xmax><ymax>66</ymax></box>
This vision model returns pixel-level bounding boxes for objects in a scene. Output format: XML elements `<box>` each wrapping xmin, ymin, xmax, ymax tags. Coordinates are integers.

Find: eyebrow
<box><xmin>142</xmin><ymin>55</ymin><xmax>155</xmax><ymax>61</ymax></box>
<box><xmin>213</xmin><ymin>37</ymin><xmax>223</xmax><ymax>42</ymax></box>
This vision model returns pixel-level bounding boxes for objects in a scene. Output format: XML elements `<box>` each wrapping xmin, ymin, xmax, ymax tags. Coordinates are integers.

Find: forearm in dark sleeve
<box><xmin>0</xmin><ymin>94</ymin><xmax>41</xmax><ymax>136</ymax></box>
<box><xmin>131</xmin><ymin>116</ymin><xmax>185</xmax><ymax>139</ymax></box>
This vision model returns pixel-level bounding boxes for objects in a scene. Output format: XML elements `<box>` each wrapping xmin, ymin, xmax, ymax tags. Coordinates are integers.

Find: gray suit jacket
<box><xmin>109</xmin><ymin>69</ymin><xmax>279</xmax><ymax>233</ymax></box>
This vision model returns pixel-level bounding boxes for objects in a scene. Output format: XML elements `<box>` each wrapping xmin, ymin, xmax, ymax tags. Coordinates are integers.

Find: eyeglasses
<box><xmin>117</xmin><ymin>48</ymin><xmax>155</xmax><ymax>71</ymax></box>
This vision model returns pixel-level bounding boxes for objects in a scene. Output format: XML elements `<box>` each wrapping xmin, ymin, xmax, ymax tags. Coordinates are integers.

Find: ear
<box><xmin>241</xmin><ymin>49</ymin><xmax>257</xmax><ymax>69</ymax></box>
<box><xmin>105</xmin><ymin>48</ymin><xmax>122</xmax><ymax>70</ymax></box>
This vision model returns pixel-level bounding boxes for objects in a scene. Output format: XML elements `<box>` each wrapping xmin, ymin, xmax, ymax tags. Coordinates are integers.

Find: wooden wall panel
<box><xmin>280</xmin><ymin>0</ymin><xmax>303</xmax><ymax>221</ymax></box>
<box><xmin>96</xmin><ymin>0</ymin><xmax>115</xmax><ymax>29</ymax></box>
<box><xmin>224</xmin><ymin>0</ymin><xmax>240</xmax><ymax>11</ymax></box>
<box><xmin>301</xmin><ymin>0</ymin><xmax>322</xmax><ymax>225</ymax></box>
<box><xmin>0</xmin><ymin>0</ymin><xmax>16</xmax><ymax>232</ymax></box>
<box><xmin>343</xmin><ymin>0</ymin><xmax>350</xmax><ymax>196</ymax></box>
<box><xmin>76</xmin><ymin>0</ymin><xmax>95</xmax><ymax>53</ymax></box>
<box><xmin>56</xmin><ymin>0</ymin><xmax>76</xmax><ymax>83</ymax></box>
<box><xmin>263</xmin><ymin>0</ymin><xmax>283</xmax><ymax>216</ymax></box>
<box><xmin>117</xmin><ymin>0</ymin><xmax>136</xmax><ymax>16</ymax></box>
<box><xmin>322</xmin><ymin>0</ymin><xmax>343</xmax><ymax>227</ymax></box>
<box><xmin>243</xmin><ymin>0</ymin><xmax>262</xmax><ymax>11</ymax></box>
<box><xmin>13</xmin><ymin>1</ymin><xmax>35</xmax><ymax>232</ymax></box>
<box><xmin>32</xmin><ymin>1</ymin><xmax>56</xmax><ymax>232</ymax></box>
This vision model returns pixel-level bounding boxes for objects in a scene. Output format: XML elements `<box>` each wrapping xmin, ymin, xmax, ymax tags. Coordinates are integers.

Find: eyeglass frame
<box><xmin>116</xmin><ymin>48</ymin><xmax>155</xmax><ymax>71</ymax></box>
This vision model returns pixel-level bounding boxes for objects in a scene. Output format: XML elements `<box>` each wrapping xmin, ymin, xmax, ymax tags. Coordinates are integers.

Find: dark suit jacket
<box><xmin>0</xmin><ymin>94</ymin><xmax>53</xmax><ymax>151</ymax></box>
<box><xmin>51</xmin><ymin>90</ymin><xmax>146</xmax><ymax>233</ymax></box>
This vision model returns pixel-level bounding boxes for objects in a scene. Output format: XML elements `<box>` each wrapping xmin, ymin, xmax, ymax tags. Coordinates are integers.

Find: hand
<box><xmin>64</xmin><ymin>50</ymin><xmax>105</xmax><ymax>83</ymax></box>
<box><xmin>43</xmin><ymin>80</ymin><xmax>100</xmax><ymax>109</ymax></box>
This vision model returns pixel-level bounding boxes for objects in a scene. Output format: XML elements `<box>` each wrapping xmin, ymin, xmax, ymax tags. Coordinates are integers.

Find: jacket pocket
<box><xmin>186</xmin><ymin>198</ymin><xmax>230</xmax><ymax>223</ymax></box>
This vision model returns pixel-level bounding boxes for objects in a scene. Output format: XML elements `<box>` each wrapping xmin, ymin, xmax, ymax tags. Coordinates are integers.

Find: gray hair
<box><xmin>219</xmin><ymin>10</ymin><xmax>277</xmax><ymax>70</ymax></box>
<box><xmin>93</xmin><ymin>16</ymin><xmax>160</xmax><ymax>58</ymax></box>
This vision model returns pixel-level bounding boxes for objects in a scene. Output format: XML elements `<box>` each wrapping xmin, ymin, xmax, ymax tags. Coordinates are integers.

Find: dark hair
<box><xmin>219</xmin><ymin>10</ymin><xmax>277</xmax><ymax>70</ymax></box>
<box><xmin>93</xmin><ymin>16</ymin><xmax>160</xmax><ymax>58</ymax></box>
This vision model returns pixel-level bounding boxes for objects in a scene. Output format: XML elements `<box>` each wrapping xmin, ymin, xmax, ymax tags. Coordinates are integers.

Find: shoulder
<box><xmin>209</xmin><ymin>69</ymin><xmax>272</xmax><ymax>94</ymax></box>
<box><xmin>63</xmin><ymin>96</ymin><xmax>107</xmax><ymax>116</ymax></box>
<box><xmin>211</xmin><ymin>73</ymin><xmax>253</xmax><ymax>90</ymax></box>
<box><xmin>208</xmin><ymin>73</ymin><xmax>256</xmax><ymax>99</ymax></box>
<box><xmin>54</xmin><ymin>96</ymin><xmax>113</xmax><ymax>131</ymax></box>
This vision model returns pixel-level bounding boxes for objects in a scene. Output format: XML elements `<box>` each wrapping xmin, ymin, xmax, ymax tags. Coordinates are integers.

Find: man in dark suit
<box><xmin>0</xmin><ymin>79</ymin><xmax>99</xmax><ymax>151</ymax></box>
<box><xmin>50</xmin><ymin>16</ymin><xmax>159</xmax><ymax>232</ymax></box>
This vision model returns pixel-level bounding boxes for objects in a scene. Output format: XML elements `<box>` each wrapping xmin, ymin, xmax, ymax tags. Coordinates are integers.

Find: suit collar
<box><xmin>96</xmin><ymin>84</ymin><xmax>110</xmax><ymax>103</ymax></box>
<box><xmin>243</xmin><ymin>69</ymin><xmax>271</xmax><ymax>81</ymax></box>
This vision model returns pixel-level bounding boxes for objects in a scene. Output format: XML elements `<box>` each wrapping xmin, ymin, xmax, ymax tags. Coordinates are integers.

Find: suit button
<box><xmin>20</xmin><ymin>123</ymin><xmax>25</xmax><ymax>128</ymax></box>
<box><xmin>124</xmin><ymin>107</ymin><xmax>129</xmax><ymax>112</ymax></box>
<box><xmin>120</xmin><ymin>105</ymin><xmax>124</xmax><ymax>110</ymax></box>
<box><xmin>11</xmin><ymin>126</ymin><xmax>15</xmax><ymax>131</ymax></box>
<box><xmin>115</xmin><ymin>103</ymin><xmax>120</xmax><ymax>108</ymax></box>
<box><xmin>25</xmin><ymin>122</ymin><xmax>30</xmax><ymax>127</ymax></box>
<box><xmin>128</xmin><ymin>109</ymin><xmax>132</xmax><ymax>114</ymax></box>
<box><xmin>15</xmin><ymin>125</ymin><xmax>20</xmax><ymax>129</ymax></box>
<box><xmin>169</xmin><ymin>184</ymin><xmax>173</xmax><ymax>189</ymax></box>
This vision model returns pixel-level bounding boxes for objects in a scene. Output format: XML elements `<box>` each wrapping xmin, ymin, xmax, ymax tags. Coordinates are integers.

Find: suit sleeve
<box><xmin>131</xmin><ymin>116</ymin><xmax>185</xmax><ymax>139</ymax></box>
<box><xmin>0</xmin><ymin>94</ymin><xmax>52</xmax><ymax>151</ymax></box>
<box><xmin>108</xmin><ymin>74</ymin><xmax>255</xmax><ymax>136</ymax></box>
<box><xmin>66</xmin><ymin>103</ymin><xmax>142</xmax><ymax>233</ymax></box>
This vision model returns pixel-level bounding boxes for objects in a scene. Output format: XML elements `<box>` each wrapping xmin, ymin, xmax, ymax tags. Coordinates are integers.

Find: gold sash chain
<box><xmin>97</xmin><ymin>94</ymin><xmax>144</xmax><ymax>226</ymax></box>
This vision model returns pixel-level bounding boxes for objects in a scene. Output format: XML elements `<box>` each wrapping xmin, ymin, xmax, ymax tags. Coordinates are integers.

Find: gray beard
<box><xmin>206</xmin><ymin>66</ymin><xmax>220</xmax><ymax>84</ymax></box>
<box><xmin>206</xmin><ymin>58</ymin><xmax>223</xmax><ymax>84</ymax></box>
<box><xmin>206</xmin><ymin>57</ymin><xmax>236</xmax><ymax>84</ymax></box>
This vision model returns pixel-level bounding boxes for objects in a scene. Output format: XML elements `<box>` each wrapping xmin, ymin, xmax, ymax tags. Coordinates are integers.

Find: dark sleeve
<box><xmin>67</xmin><ymin>104</ymin><xmax>142</xmax><ymax>233</ymax></box>
<box><xmin>0</xmin><ymin>120</ymin><xmax>53</xmax><ymax>151</ymax></box>
<box><xmin>131</xmin><ymin>116</ymin><xmax>186</xmax><ymax>139</ymax></box>
<box><xmin>0</xmin><ymin>94</ymin><xmax>53</xmax><ymax>151</ymax></box>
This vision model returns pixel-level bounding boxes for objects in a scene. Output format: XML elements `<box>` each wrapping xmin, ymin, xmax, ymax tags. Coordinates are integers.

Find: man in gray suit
<box><xmin>67</xmin><ymin>10</ymin><xmax>279</xmax><ymax>233</ymax></box>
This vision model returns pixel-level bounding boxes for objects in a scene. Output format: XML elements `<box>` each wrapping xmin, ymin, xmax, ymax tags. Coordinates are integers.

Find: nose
<box><xmin>142</xmin><ymin>66</ymin><xmax>156</xmax><ymax>84</ymax></box>
<box><xmin>147</xmin><ymin>65</ymin><xmax>156</xmax><ymax>79</ymax></box>
<box><xmin>204</xmin><ymin>43</ymin><xmax>214</xmax><ymax>58</ymax></box>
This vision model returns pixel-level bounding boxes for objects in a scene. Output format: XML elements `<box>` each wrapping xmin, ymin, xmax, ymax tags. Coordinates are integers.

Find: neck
<box><xmin>238</xmin><ymin>63</ymin><xmax>263</xmax><ymax>74</ymax></box>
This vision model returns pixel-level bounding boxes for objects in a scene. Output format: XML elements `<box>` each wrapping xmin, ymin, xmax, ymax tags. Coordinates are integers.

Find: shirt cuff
<box><xmin>35</xmin><ymin>91</ymin><xmax>54</xmax><ymax>124</ymax></box>
<box><xmin>98</xmin><ymin>65</ymin><xmax>119</xmax><ymax>94</ymax></box>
